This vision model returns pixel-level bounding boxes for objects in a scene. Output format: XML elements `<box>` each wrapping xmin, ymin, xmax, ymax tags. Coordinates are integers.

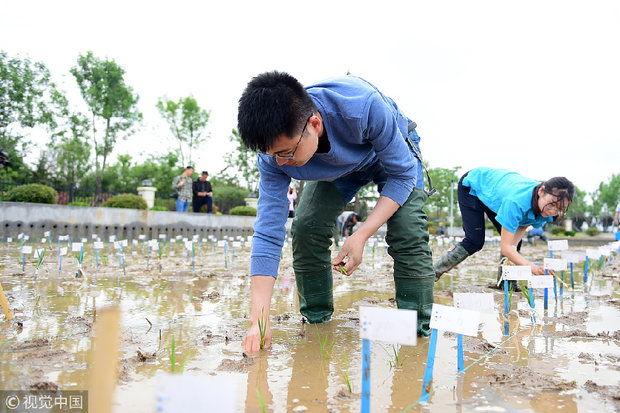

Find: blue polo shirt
<box><xmin>462</xmin><ymin>167</ymin><xmax>553</xmax><ymax>233</ymax></box>
<box><xmin>250</xmin><ymin>75</ymin><xmax>423</xmax><ymax>277</ymax></box>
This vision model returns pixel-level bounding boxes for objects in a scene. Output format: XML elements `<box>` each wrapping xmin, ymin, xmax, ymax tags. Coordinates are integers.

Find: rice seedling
<box><xmin>255</xmin><ymin>388</ymin><xmax>266</xmax><ymax>413</ymax></box>
<box><xmin>338</xmin><ymin>264</ymin><xmax>347</xmax><ymax>275</ymax></box>
<box><xmin>33</xmin><ymin>248</ymin><xmax>46</xmax><ymax>281</ymax></box>
<box><xmin>519</xmin><ymin>280</ymin><xmax>533</xmax><ymax>303</ymax></box>
<box><xmin>315</xmin><ymin>326</ymin><xmax>335</xmax><ymax>360</ymax></box>
<box><xmin>257</xmin><ymin>307</ymin><xmax>267</xmax><ymax>349</ymax></box>
<box><xmin>168</xmin><ymin>335</ymin><xmax>188</xmax><ymax>374</ymax></box>
<box><xmin>382</xmin><ymin>344</ymin><xmax>412</xmax><ymax>371</ymax></box>
<box><xmin>333</xmin><ymin>348</ymin><xmax>352</xmax><ymax>392</ymax></box>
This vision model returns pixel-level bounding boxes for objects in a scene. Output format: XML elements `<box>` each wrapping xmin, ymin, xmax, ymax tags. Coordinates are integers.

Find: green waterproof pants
<box><xmin>292</xmin><ymin>181</ymin><xmax>435</xmax><ymax>335</ymax></box>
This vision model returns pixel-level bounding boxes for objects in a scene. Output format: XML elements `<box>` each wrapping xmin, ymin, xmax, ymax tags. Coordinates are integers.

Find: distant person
<box><xmin>287</xmin><ymin>186</ymin><xmax>297</xmax><ymax>218</ymax></box>
<box><xmin>434</xmin><ymin>168</ymin><xmax>574</xmax><ymax>281</ymax></box>
<box><xmin>342</xmin><ymin>213</ymin><xmax>361</xmax><ymax>237</ymax></box>
<box><xmin>172</xmin><ymin>166</ymin><xmax>194</xmax><ymax>212</ymax></box>
<box><xmin>193</xmin><ymin>171</ymin><xmax>213</xmax><ymax>213</ymax></box>
<box><xmin>526</xmin><ymin>226</ymin><xmax>548</xmax><ymax>245</ymax></box>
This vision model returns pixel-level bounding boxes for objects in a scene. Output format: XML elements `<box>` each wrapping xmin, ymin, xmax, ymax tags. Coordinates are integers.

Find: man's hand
<box><xmin>332</xmin><ymin>232</ymin><xmax>365</xmax><ymax>275</ymax></box>
<box><xmin>178</xmin><ymin>180</ymin><xmax>185</xmax><ymax>187</ymax></box>
<box><xmin>242</xmin><ymin>319</ymin><xmax>271</xmax><ymax>353</ymax></box>
<box><xmin>242</xmin><ymin>275</ymin><xmax>275</xmax><ymax>353</ymax></box>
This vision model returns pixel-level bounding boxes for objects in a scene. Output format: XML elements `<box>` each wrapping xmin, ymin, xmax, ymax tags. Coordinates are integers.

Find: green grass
<box><xmin>257</xmin><ymin>307</ymin><xmax>267</xmax><ymax>349</ymax></box>
<box><xmin>168</xmin><ymin>335</ymin><xmax>188</xmax><ymax>374</ymax></box>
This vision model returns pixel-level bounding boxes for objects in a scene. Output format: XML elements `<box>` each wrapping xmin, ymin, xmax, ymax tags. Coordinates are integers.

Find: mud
<box><xmin>0</xmin><ymin>240</ymin><xmax>619</xmax><ymax>412</ymax></box>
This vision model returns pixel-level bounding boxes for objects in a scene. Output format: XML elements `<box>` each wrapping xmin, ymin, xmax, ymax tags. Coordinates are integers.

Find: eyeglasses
<box><xmin>543</xmin><ymin>199</ymin><xmax>568</xmax><ymax>217</ymax></box>
<box><xmin>259</xmin><ymin>114</ymin><xmax>313</xmax><ymax>159</ymax></box>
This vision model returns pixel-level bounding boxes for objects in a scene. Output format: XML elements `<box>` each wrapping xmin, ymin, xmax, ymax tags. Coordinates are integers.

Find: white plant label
<box><xmin>59</xmin><ymin>235</ymin><xmax>68</xmax><ymax>241</ymax></box>
<box><xmin>44</xmin><ymin>231</ymin><xmax>50</xmax><ymax>237</ymax></box>
<box><xmin>202</xmin><ymin>238</ymin><xmax>208</xmax><ymax>243</ymax></box>
<box><xmin>121</xmin><ymin>240</ymin><xmax>128</xmax><ymax>247</ymax></box>
<box><xmin>60</xmin><ymin>247</ymin><xmax>67</xmax><ymax>256</ymax></box>
<box><xmin>109</xmin><ymin>236</ymin><xmax>115</xmax><ymax>243</ymax></box>
<box><xmin>430</xmin><ymin>303</ymin><xmax>480</xmax><ymax>337</ymax></box>
<box><xmin>359</xmin><ymin>306</ymin><xmax>417</xmax><ymax>346</ymax></box>
<box><xmin>7</xmin><ymin>238</ymin><xmax>12</xmax><ymax>243</ymax></box>
<box><xmin>544</xmin><ymin>258</ymin><xmax>567</xmax><ymax>271</ymax></box>
<box><xmin>586</xmin><ymin>249</ymin><xmax>602</xmax><ymax>259</ymax></box>
<box><xmin>113</xmin><ymin>241</ymin><xmax>120</xmax><ymax>249</ymax></box>
<box><xmin>81</xmin><ymin>238</ymin><xmax>88</xmax><ymax>243</ymax></box>
<box><xmin>561</xmin><ymin>252</ymin><xmax>585</xmax><ymax>263</ymax></box>
<box><xmin>548</xmin><ymin>240</ymin><xmax>568</xmax><ymax>251</ymax></box>
<box><xmin>453</xmin><ymin>293</ymin><xmax>495</xmax><ymax>313</ymax></box>
<box><xmin>132</xmin><ymin>239</ymin><xmax>138</xmax><ymax>245</ymax></box>
<box><xmin>72</xmin><ymin>243</ymin><xmax>83</xmax><ymax>252</ymax></box>
<box><xmin>159</xmin><ymin>234</ymin><xmax>166</xmax><ymax>239</ymax></box>
<box><xmin>23</xmin><ymin>235</ymin><xmax>29</xmax><ymax>241</ymax></box>
<box><xmin>92</xmin><ymin>234</ymin><xmax>98</xmax><ymax>239</ymax></box>
<box><xmin>528</xmin><ymin>275</ymin><xmax>554</xmax><ymax>289</ymax></box>
<box><xmin>138</xmin><ymin>235</ymin><xmax>146</xmax><ymax>240</ymax></box>
<box><xmin>176</xmin><ymin>235</ymin><xmax>183</xmax><ymax>240</ymax></box>
<box><xmin>247</xmin><ymin>236</ymin><xmax>253</xmax><ymax>243</ymax></box>
<box><xmin>217</xmin><ymin>240</ymin><xmax>227</xmax><ymax>248</ymax></box>
<box><xmin>501</xmin><ymin>265</ymin><xmax>532</xmax><ymax>281</ymax></box>
<box><xmin>599</xmin><ymin>247</ymin><xmax>612</xmax><ymax>257</ymax></box>
<box><xmin>34</xmin><ymin>248</ymin><xmax>43</xmax><ymax>259</ymax></box>
<box><xmin>232</xmin><ymin>241</ymin><xmax>241</xmax><ymax>248</ymax></box>
<box><xmin>40</xmin><ymin>238</ymin><xmax>46</xmax><ymax>243</ymax></box>
<box><xmin>185</xmin><ymin>241</ymin><xmax>193</xmax><ymax>250</ymax></box>
<box><xmin>22</xmin><ymin>246</ymin><xmax>33</xmax><ymax>254</ymax></box>
<box><xmin>94</xmin><ymin>242</ymin><xmax>104</xmax><ymax>249</ymax></box>
<box><xmin>17</xmin><ymin>234</ymin><xmax>23</xmax><ymax>240</ymax></box>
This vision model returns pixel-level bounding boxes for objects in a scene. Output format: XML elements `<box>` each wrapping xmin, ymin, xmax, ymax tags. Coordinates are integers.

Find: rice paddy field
<box><xmin>0</xmin><ymin>234</ymin><xmax>618</xmax><ymax>412</ymax></box>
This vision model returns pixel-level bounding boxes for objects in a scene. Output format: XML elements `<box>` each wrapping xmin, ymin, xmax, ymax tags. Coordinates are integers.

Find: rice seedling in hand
<box><xmin>257</xmin><ymin>307</ymin><xmax>267</xmax><ymax>349</ymax></box>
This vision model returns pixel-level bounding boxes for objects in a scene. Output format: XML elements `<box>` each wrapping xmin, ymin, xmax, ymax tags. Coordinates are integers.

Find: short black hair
<box><xmin>201</xmin><ymin>171</ymin><xmax>208</xmax><ymax>175</ymax></box>
<box><xmin>237</xmin><ymin>71</ymin><xmax>317</xmax><ymax>152</ymax></box>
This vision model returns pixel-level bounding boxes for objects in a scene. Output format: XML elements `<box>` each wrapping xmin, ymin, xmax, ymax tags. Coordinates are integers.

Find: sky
<box><xmin>1</xmin><ymin>0</ymin><xmax>618</xmax><ymax>194</ymax></box>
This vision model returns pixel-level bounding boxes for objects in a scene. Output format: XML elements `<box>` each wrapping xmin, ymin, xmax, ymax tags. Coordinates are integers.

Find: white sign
<box><xmin>185</xmin><ymin>241</ymin><xmax>193</xmax><ymax>250</ymax></box>
<box><xmin>359</xmin><ymin>306</ymin><xmax>417</xmax><ymax>346</ymax></box>
<box><xmin>59</xmin><ymin>247</ymin><xmax>67</xmax><ymax>256</ymax></box>
<box><xmin>17</xmin><ymin>233</ymin><xmax>23</xmax><ymax>240</ymax></box>
<box><xmin>599</xmin><ymin>247</ymin><xmax>612</xmax><ymax>257</ymax></box>
<box><xmin>23</xmin><ymin>235</ymin><xmax>29</xmax><ymax>241</ymax></box>
<box><xmin>40</xmin><ymin>238</ymin><xmax>46</xmax><ymax>243</ymax></box>
<box><xmin>132</xmin><ymin>239</ymin><xmax>138</xmax><ymax>245</ymax></box>
<box><xmin>561</xmin><ymin>251</ymin><xmax>585</xmax><ymax>263</ymax></box>
<box><xmin>453</xmin><ymin>293</ymin><xmax>495</xmax><ymax>313</ymax></box>
<box><xmin>149</xmin><ymin>240</ymin><xmax>159</xmax><ymax>248</ymax></box>
<box><xmin>217</xmin><ymin>240</ymin><xmax>227</xmax><ymax>248</ymax></box>
<box><xmin>586</xmin><ymin>249</ymin><xmax>602</xmax><ymax>259</ymax></box>
<box><xmin>6</xmin><ymin>237</ymin><xmax>12</xmax><ymax>243</ymax></box>
<box><xmin>176</xmin><ymin>235</ymin><xmax>183</xmax><ymax>240</ymax></box>
<box><xmin>109</xmin><ymin>236</ymin><xmax>116</xmax><ymax>242</ymax></box>
<box><xmin>232</xmin><ymin>241</ymin><xmax>241</xmax><ymax>248</ymax></box>
<box><xmin>94</xmin><ymin>241</ymin><xmax>104</xmax><ymax>249</ymax></box>
<box><xmin>43</xmin><ymin>231</ymin><xmax>50</xmax><ymax>237</ymax></box>
<box><xmin>113</xmin><ymin>241</ymin><xmax>120</xmax><ymax>249</ymax></box>
<box><xmin>548</xmin><ymin>240</ymin><xmax>569</xmax><ymax>251</ymax></box>
<box><xmin>138</xmin><ymin>235</ymin><xmax>146</xmax><ymax>240</ymax></box>
<box><xmin>121</xmin><ymin>240</ymin><xmax>128</xmax><ymax>247</ymax></box>
<box><xmin>159</xmin><ymin>234</ymin><xmax>166</xmax><ymax>239</ymax></box>
<box><xmin>34</xmin><ymin>248</ymin><xmax>44</xmax><ymax>259</ymax></box>
<box><xmin>544</xmin><ymin>258</ymin><xmax>567</xmax><ymax>271</ymax></box>
<box><xmin>81</xmin><ymin>238</ymin><xmax>88</xmax><ymax>243</ymax></box>
<box><xmin>528</xmin><ymin>275</ymin><xmax>554</xmax><ymax>289</ymax></box>
<box><xmin>501</xmin><ymin>265</ymin><xmax>532</xmax><ymax>281</ymax></box>
<box><xmin>430</xmin><ymin>303</ymin><xmax>480</xmax><ymax>337</ymax></box>
<box><xmin>72</xmin><ymin>243</ymin><xmax>83</xmax><ymax>252</ymax></box>
<box><xmin>21</xmin><ymin>246</ymin><xmax>33</xmax><ymax>254</ymax></box>
<box><xmin>92</xmin><ymin>234</ymin><xmax>98</xmax><ymax>239</ymax></box>
<box><xmin>58</xmin><ymin>235</ymin><xmax>68</xmax><ymax>241</ymax></box>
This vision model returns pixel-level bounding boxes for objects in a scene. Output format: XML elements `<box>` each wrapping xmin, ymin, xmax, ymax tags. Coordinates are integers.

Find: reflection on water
<box><xmin>0</xmin><ymin>241</ymin><xmax>618</xmax><ymax>412</ymax></box>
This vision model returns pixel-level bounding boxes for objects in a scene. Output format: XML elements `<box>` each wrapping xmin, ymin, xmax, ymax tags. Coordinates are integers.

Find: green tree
<box><xmin>424</xmin><ymin>166</ymin><xmax>461</xmax><ymax>220</ymax></box>
<box><xmin>591</xmin><ymin>173</ymin><xmax>620</xmax><ymax>229</ymax></box>
<box><xmin>53</xmin><ymin>113</ymin><xmax>92</xmax><ymax>187</ymax></box>
<box><xmin>0</xmin><ymin>50</ymin><xmax>66</xmax><ymax>180</ymax></box>
<box><xmin>566</xmin><ymin>186</ymin><xmax>589</xmax><ymax>230</ymax></box>
<box><xmin>70</xmin><ymin>51</ymin><xmax>141</xmax><ymax>200</ymax></box>
<box><xmin>156</xmin><ymin>96</ymin><xmax>210</xmax><ymax>167</ymax></box>
<box><xmin>221</xmin><ymin>128</ymin><xmax>259</xmax><ymax>193</ymax></box>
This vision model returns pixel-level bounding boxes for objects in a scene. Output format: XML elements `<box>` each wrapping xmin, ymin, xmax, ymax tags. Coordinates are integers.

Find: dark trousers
<box><xmin>458</xmin><ymin>174</ymin><xmax>521</xmax><ymax>255</ymax></box>
<box><xmin>192</xmin><ymin>196</ymin><xmax>212</xmax><ymax>213</ymax></box>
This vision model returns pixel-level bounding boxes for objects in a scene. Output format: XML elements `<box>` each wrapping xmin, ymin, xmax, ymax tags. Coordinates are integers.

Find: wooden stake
<box><xmin>89</xmin><ymin>306</ymin><xmax>121</xmax><ymax>413</ymax></box>
<box><xmin>0</xmin><ymin>281</ymin><xmax>13</xmax><ymax>321</ymax></box>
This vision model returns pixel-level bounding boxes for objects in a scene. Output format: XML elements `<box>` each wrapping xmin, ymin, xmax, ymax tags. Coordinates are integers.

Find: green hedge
<box><xmin>585</xmin><ymin>227</ymin><xmax>600</xmax><ymax>237</ymax></box>
<box><xmin>550</xmin><ymin>226</ymin><xmax>565</xmax><ymax>235</ymax></box>
<box><xmin>102</xmin><ymin>194</ymin><xmax>148</xmax><ymax>210</ymax></box>
<box><xmin>150</xmin><ymin>206</ymin><xmax>168</xmax><ymax>211</ymax></box>
<box><xmin>229</xmin><ymin>205</ymin><xmax>257</xmax><ymax>216</ymax></box>
<box><xmin>7</xmin><ymin>184</ymin><xmax>58</xmax><ymax>204</ymax></box>
<box><xmin>68</xmin><ymin>201</ymin><xmax>89</xmax><ymax>207</ymax></box>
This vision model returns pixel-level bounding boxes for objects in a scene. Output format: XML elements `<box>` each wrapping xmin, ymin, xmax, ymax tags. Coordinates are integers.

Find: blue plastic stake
<box><xmin>95</xmin><ymin>248</ymin><xmax>99</xmax><ymax>269</ymax></box>
<box><xmin>59</xmin><ymin>254</ymin><xmax>63</xmax><ymax>274</ymax></box>
<box><xmin>22</xmin><ymin>253</ymin><xmax>25</xmax><ymax>272</ymax></box>
<box><xmin>560</xmin><ymin>270</ymin><xmax>564</xmax><ymax>296</ymax></box>
<box><xmin>544</xmin><ymin>268</ymin><xmax>549</xmax><ymax>310</ymax></box>
<box><xmin>361</xmin><ymin>338</ymin><xmax>371</xmax><ymax>413</ymax></box>
<box><xmin>570</xmin><ymin>262</ymin><xmax>574</xmax><ymax>289</ymax></box>
<box><xmin>457</xmin><ymin>334</ymin><xmax>464</xmax><ymax>372</ymax></box>
<box><xmin>503</xmin><ymin>281</ymin><xmax>510</xmax><ymax>335</ymax></box>
<box><xmin>584</xmin><ymin>257</ymin><xmax>589</xmax><ymax>283</ymax></box>
<box><xmin>147</xmin><ymin>245</ymin><xmax>151</xmax><ymax>267</ymax></box>
<box><xmin>421</xmin><ymin>328</ymin><xmax>438</xmax><ymax>402</ymax></box>
<box><xmin>550</xmin><ymin>251</ymin><xmax>557</xmax><ymax>301</ymax></box>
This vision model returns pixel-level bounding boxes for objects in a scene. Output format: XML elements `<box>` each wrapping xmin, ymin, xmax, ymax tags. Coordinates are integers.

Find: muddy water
<box><xmin>0</xmin><ymin>240</ymin><xmax>618</xmax><ymax>412</ymax></box>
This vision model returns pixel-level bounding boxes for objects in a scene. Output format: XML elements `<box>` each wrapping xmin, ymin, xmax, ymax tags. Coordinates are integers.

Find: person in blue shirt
<box><xmin>237</xmin><ymin>71</ymin><xmax>435</xmax><ymax>352</ymax></box>
<box><xmin>434</xmin><ymin>167</ymin><xmax>574</xmax><ymax>280</ymax></box>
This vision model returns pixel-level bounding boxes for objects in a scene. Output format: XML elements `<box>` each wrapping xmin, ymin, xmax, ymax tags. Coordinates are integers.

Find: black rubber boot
<box><xmin>386</xmin><ymin>188</ymin><xmax>436</xmax><ymax>336</ymax></box>
<box><xmin>292</xmin><ymin>181</ymin><xmax>345</xmax><ymax>323</ymax></box>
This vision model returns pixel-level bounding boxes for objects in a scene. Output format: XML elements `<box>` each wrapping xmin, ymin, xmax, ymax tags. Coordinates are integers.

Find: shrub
<box><xmin>102</xmin><ymin>194</ymin><xmax>147</xmax><ymax>210</ymax></box>
<box><xmin>150</xmin><ymin>206</ymin><xmax>168</xmax><ymax>211</ymax></box>
<box><xmin>7</xmin><ymin>184</ymin><xmax>57</xmax><ymax>204</ymax></box>
<box><xmin>585</xmin><ymin>227</ymin><xmax>600</xmax><ymax>237</ymax></box>
<box><xmin>564</xmin><ymin>230</ymin><xmax>576</xmax><ymax>237</ymax></box>
<box><xmin>154</xmin><ymin>198</ymin><xmax>175</xmax><ymax>211</ymax></box>
<box><xmin>550</xmin><ymin>226</ymin><xmax>564</xmax><ymax>235</ymax></box>
<box><xmin>229</xmin><ymin>205</ymin><xmax>257</xmax><ymax>216</ymax></box>
<box><xmin>68</xmin><ymin>201</ymin><xmax>89</xmax><ymax>207</ymax></box>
